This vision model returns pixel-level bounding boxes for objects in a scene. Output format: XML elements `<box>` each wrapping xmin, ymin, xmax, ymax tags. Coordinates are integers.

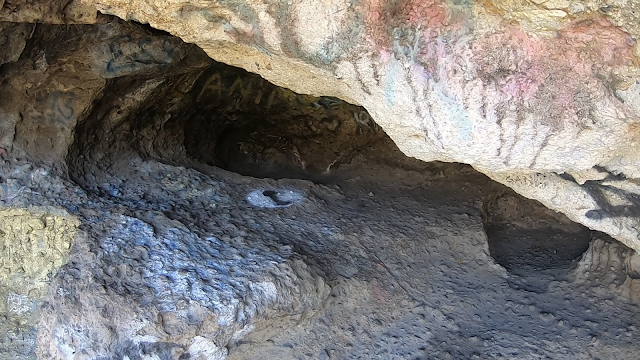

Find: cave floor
<box><xmin>2</xmin><ymin>152</ymin><xmax>638</xmax><ymax>359</ymax></box>
<box><xmin>224</xmin><ymin>164</ymin><xmax>639</xmax><ymax>360</ymax></box>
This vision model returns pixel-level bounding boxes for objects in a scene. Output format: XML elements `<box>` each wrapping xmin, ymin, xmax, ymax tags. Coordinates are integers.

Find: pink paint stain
<box><xmin>501</xmin><ymin>74</ymin><xmax>540</xmax><ymax>102</ymax></box>
<box><xmin>359</xmin><ymin>1</ymin><xmax>636</xmax><ymax>129</ymax></box>
<box><xmin>410</xmin><ymin>63</ymin><xmax>431</xmax><ymax>87</ymax></box>
<box><xmin>558</xmin><ymin>17</ymin><xmax>635</xmax><ymax>68</ymax></box>
<box><xmin>469</xmin><ymin>16</ymin><xmax>636</xmax><ymax>123</ymax></box>
<box><xmin>372</xmin><ymin>284</ymin><xmax>387</xmax><ymax>303</ymax></box>
<box><xmin>379</xmin><ymin>49</ymin><xmax>391</xmax><ymax>63</ymax></box>
<box><xmin>406</xmin><ymin>1</ymin><xmax>448</xmax><ymax>31</ymax></box>
<box><xmin>361</xmin><ymin>0</ymin><xmax>452</xmax><ymax>50</ymax></box>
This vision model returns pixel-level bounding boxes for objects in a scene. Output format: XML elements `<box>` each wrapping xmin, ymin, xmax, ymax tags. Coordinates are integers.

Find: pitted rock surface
<box><xmin>0</xmin><ymin>5</ymin><xmax>639</xmax><ymax>360</ymax></box>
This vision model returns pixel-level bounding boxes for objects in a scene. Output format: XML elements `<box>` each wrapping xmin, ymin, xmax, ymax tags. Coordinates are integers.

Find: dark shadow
<box><xmin>483</xmin><ymin>192</ymin><xmax>593</xmax><ymax>292</ymax></box>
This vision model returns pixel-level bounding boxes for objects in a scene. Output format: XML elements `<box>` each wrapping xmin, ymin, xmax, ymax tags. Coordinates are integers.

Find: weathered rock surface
<box><xmin>0</xmin><ymin>2</ymin><xmax>639</xmax><ymax>359</ymax></box>
<box><xmin>58</xmin><ymin>0</ymin><xmax>640</xmax><ymax>250</ymax></box>
<box><xmin>0</xmin><ymin>207</ymin><xmax>78</xmax><ymax>358</ymax></box>
<box><xmin>573</xmin><ymin>235</ymin><xmax>640</xmax><ymax>305</ymax></box>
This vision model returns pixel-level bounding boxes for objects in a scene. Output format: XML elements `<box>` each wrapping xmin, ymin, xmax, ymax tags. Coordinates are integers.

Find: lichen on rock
<box><xmin>0</xmin><ymin>207</ymin><xmax>79</xmax><ymax>360</ymax></box>
<box><xmin>0</xmin><ymin>208</ymin><xmax>78</xmax><ymax>299</ymax></box>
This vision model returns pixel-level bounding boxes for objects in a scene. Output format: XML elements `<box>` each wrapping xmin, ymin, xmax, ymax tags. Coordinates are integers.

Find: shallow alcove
<box><xmin>482</xmin><ymin>192</ymin><xmax>593</xmax><ymax>292</ymax></box>
<box><xmin>65</xmin><ymin>40</ymin><xmax>436</xmax><ymax>189</ymax></box>
<box><xmin>179</xmin><ymin>63</ymin><xmax>391</xmax><ymax>180</ymax></box>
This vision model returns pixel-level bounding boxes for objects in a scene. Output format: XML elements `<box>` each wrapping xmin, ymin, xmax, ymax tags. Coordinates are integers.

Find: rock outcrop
<box><xmin>0</xmin><ymin>1</ymin><xmax>639</xmax><ymax>359</ymax></box>
<box><xmin>55</xmin><ymin>0</ymin><xmax>640</xmax><ymax>251</ymax></box>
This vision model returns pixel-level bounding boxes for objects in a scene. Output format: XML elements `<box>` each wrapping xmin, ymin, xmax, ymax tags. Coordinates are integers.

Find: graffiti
<box><xmin>354</xmin><ymin>110</ymin><xmax>379</xmax><ymax>132</ymax></box>
<box><xmin>196</xmin><ymin>70</ymin><xmax>282</xmax><ymax>111</ymax></box>
<box><xmin>105</xmin><ymin>36</ymin><xmax>176</xmax><ymax>77</ymax></box>
<box><xmin>44</xmin><ymin>91</ymin><xmax>75</xmax><ymax>125</ymax></box>
<box><xmin>265</xmin><ymin>89</ymin><xmax>278</xmax><ymax>110</ymax></box>
<box><xmin>197</xmin><ymin>73</ymin><xmax>222</xmax><ymax>102</ymax></box>
<box><xmin>7</xmin><ymin>293</ymin><xmax>31</xmax><ymax>314</ymax></box>
<box><xmin>312</xmin><ymin>97</ymin><xmax>344</xmax><ymax>110</ymax></box>
<box><xmin>228</xmin><ymin>77</ymin><xmax>255</xmax><ymax>104</ymax></box>
<box><xmin>195</xmin><ymin>67</ymin><xmax>365</xmax><ymax>117</ymax></box>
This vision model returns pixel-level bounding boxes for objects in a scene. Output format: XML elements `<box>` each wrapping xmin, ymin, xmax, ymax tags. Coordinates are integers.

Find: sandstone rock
<box><xmin>0</xmin><ymin>0</ymin><xmax>96</xmax><ymax>24</ymax></box>
<box><xmin>572</xmin><ymin>235</ymin><xmax>640</xmax><ymax>304</ymax></box>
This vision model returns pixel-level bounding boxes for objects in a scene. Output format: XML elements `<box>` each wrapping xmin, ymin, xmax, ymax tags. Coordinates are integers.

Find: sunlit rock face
<box><xmin>59</xmin><ymin>0</ymin><xmax>640</xmax><ymax>250</ymax></box>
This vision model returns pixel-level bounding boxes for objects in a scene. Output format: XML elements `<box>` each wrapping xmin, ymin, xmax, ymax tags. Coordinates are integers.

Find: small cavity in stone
<box><xmin>247</xmin><ymin>189</ymin><xmax>303</xmax><ymax>208</ymax></box>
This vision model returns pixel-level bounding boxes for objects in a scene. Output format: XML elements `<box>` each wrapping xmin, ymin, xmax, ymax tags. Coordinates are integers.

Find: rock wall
<box><xmin>0</xmin><ymin>1</ymin><xmax>640</xmax><ymax>359</ymax></box>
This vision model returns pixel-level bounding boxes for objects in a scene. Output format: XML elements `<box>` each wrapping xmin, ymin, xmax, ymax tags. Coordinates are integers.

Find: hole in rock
<box><xmin>482</xmin><ymin>192</ymin><xmax>593</xmax><ymax>292</ymax></box>
<box><xmin>246</xmin><ymin>189</ymin><xmax>302</xmax><ymax>208</ymax></box>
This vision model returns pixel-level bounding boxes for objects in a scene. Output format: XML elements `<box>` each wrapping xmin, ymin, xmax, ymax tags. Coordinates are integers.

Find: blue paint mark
<box><xmin>43</xmin><ymin>91</ymin><xmax>75</xmax><ymax>125</ymax></box>
<box><xmin>105</xmin><ymin>36</ymin><xmax>176</xmax><ymax>78</ymax></box>
<box><xmin>432</xmin><ymin>81</ymin><xmax>473</xmax><ymax>141</ymax></box>
<box><xmin>385</xmin><ymin>57</ymin><xmax>400</xmax><ymax>105</ymax></box>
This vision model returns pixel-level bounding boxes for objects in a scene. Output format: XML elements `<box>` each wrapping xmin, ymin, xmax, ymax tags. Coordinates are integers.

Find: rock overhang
<box><xmin>57</xmin><ymin>0</ymin><xmax>640</xmax><ymax>250</ymax></box>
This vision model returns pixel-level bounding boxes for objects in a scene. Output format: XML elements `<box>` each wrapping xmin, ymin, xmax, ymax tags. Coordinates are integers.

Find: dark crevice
<box><xmin>482</xmin><ymin>192</ymin><xmax>593</xmax><ymax>292</ymax></box>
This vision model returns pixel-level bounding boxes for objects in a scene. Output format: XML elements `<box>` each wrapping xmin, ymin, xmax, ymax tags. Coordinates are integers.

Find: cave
<box><xmin>1</xmin><ymin>8</ymin><xmax>640</xmax><ymax>360</ymax></box>
<box><xmin>67</xmin><ymin>51</ymin><xmax>422</xmax><ymax>185</ymax></box>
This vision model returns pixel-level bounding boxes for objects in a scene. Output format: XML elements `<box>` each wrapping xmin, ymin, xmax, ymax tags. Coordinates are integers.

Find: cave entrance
<box><xmin>63</xmin><ymin>22</ymin><xmax>596</xmax><ymax>295</ymax></box>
